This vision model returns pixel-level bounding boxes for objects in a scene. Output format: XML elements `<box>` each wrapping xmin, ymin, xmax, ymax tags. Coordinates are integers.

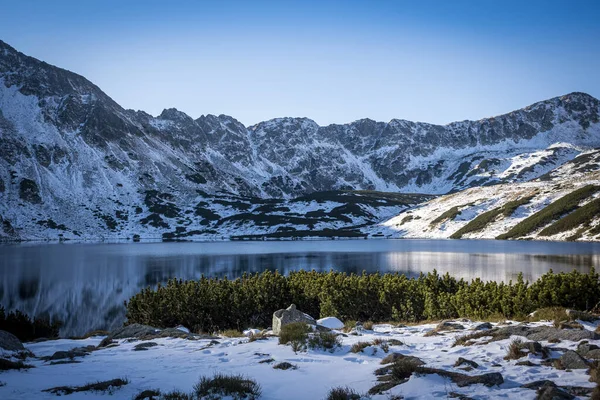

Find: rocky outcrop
<box><xmin>272</xmin><ymin>304</ymin><xmax>316</xmax><ymax>335</ymax></box>
<box><xmin>0</xmin><ymin>330</ymin><xmax>25</xmax><ymax>351</ymax></box>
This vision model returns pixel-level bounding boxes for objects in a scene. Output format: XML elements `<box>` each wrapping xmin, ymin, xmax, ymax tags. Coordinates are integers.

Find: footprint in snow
<box><xmin>219</xmin><ymin>357</ymin><xmax>230</xmax><ymax>362</ymax></box>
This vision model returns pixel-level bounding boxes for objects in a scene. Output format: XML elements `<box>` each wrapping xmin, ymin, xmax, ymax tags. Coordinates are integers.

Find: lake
<box><xmin>1</xmin><ymin>239</ymin><xmax>600</xmax><ymax>336</ymax></box>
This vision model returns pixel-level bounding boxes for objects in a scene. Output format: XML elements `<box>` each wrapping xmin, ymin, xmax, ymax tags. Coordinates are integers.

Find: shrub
<box><xmin>497</xmin><ymin>185</ymin><xmax>600</xmax><ymax>240</ymax></box>
<box><xmin>133</xmin><ymin>389</ymin><xmax>161</xmax><ymax>400</ymax></box>
<box><xmin>540</xmin><ymin>197</ymin><xmax>600</xmax><ymax>236</ymax></box>
<box><xmin>362</xmin><ymin>321</ymin><xmax>374</xmax><ymax>330</ymax></box>
<box><xmin>504</xmin><ymin>339</ymin><xmax>526</xmax><ymax>360</ymax></box>
<box><xmin>343</xmin><ymin>320</ymin><xmax>357</xmax><ymax>333</ymax></box>
<box><xmin>278</xmin><ymin>323</ymin><xmax>310</xmax><ymax>345</ymax></box>
<box><xmin>0</xmin><ymin>306</ymin><xmax>61</xmax><ymax>342</ymax></box>
<box><xmin>450</xmin><ymin>196</ymin><xmax>534</xmax><ymax>239</ymax></box>
<box><xmin>431</xmin><ymin>205</ymin><xmax>463</xmax><ymax>225</ymax></box>
<box><xmin>307</xmin><ymin>331</ymin><xmax>341</xmax><ymax>352</ymax></box>
<box><xmin>193</xmin><ymin>373</ymin><xmax>261</xmax><ymax>400</ymax></box>
<box><xmin>529</xmin><ymin>307</ymin><xmax>568</xmax><ymax>325</ymax></box>
<box><xmin>125</xmin><ymin>269</ymin><xmax>600</xmax><ymax>331</ymax></box>
<box><xmin>326</xmin><ymin>386</ymin><xmax>361</xmax><ymax>400</ymax></box>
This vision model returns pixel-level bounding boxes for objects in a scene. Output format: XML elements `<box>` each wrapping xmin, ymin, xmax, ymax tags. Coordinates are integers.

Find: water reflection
<box><xmin>0</xmin><ymin>240</ymin><xmax>598</xmax><ymax>336</ymax></box>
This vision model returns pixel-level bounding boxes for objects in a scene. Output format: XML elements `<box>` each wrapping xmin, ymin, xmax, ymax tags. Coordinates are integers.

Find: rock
<box><xmin>316</xmin><ymin>317</ymin><xmax>344</xmax><ymax>330</ymax></box>
<box><xmin>273</xmin><ymin>361</ymin><xmax>297</xmax><ymax>370</ymax></box>
<box><xmin>0</xmin><ymin>330</ymin><xmax>25</xmax><ymax>352</ymax></box>
<box><xmin>523</xmin><ymin>341</ymin><xmax>543</xmax><ymax>355</ymax></box>
<box><xmin>45</xmin><ymin>346</ymin><xmax>96</xmax><ymax>361</ymax></box>
<box><xmin>516</xmin><ymin>360</ymin><xmax>539</xmax><ymax>366</ymax></box>
<box><xmin>536</xmin><ymin>384</ymin><xmax>575</xmax><ymax>400</ymax></box>
<box><xmin>558</xmin><ymin>321</ymin><xmax>584</xmax><ymax>330</ymax></box>
<box><xmin>473</xmin><ymin>322</ymin><xmax>493</xmax><ymax>331</ymax></box>
<box><xmin>435</xmin><ymin>321</ymin><xmax>466</xmax><ymax>332</ymax></box>
<box><xmin>107</xmin><ymin>324</ymin><xmax>215</xmax><ymax>341</ymax></box>
<box><xmin>566</xmin><ymin>309</ymin><xmax>597</xmax><ymax>321</ymax></box>
<box><xmin>107</xmin><ymin>324</ymin><xmax>159</xmax><ymax>340</ymax></box>
<box><xmin>577</xmin><ymin>342</ymin><xmax>599</xmax><ymax>355</ymax></box>
<box><xmin>522</xmin><ymin>380</ymin><xmax>557</xmax><ymax>390</ymax></box>
<box><xmin>492</xmin><ymin>325</ymin><xmax>599</xmax><ymax>342</ymax></box>
<box><xmin>133</xmin><ymin>342</ymin><xmax>158</xmax><ymax>351</ymax></box>
<box><xmin>418</xmin><ymin>367</ymin><xmax>503</xmax><ymax>387</ymax></box>
<box><xmin>380</xmin><ymin>353</ymin><xmax>425</xmax><ymax>366</ymax></box>
<box><xmin>585</xmin><ymin>349</ymin><xmax>600</xmax><ymax>359</ymax></box>
<box><xmin>559</xmin><ymin>350</ymin><xmax>588</xmax><ymax>369</ymax></box>
<box><xmin>454</xmin><ymin>357</ymin><xmax>479</xmax><ymax>369</ymax></box>
<box><xmin>272</xmin><ymin>304</ymin><xmax>316</xmax><ymax>336</ymax></box>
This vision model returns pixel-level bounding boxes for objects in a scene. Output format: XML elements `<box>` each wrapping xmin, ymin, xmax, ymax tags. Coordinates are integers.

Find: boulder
<box><xmin>473</xmin><ymin>322</ymin><xmax>493</xmax><ymax>331</ymax></box>
<box><xmin>576</xmin><ymin>342</ymin><xmax>599</xmax><ymax>355</ymax></box>
<box><xmin>435</xmin><ymin>321</ymin><xmax>465</xmax><ymax>332</ymax></box>
<box><xmin>585</xmin><ymin>349</ymin><xmax>600</xmax><ymax>359</ymax></box>
<box><xmin>559</xmin><ymin>350</ymin><xmax>588</xmax><ymax>369</ymax></box>
<box><xmin>454</xmin><ymin>357</ymin><xmax>479</xmax><ymax>369</ymax></box>
<box><xmin>317</xmin><ymin>317</ymin><xmax>344</xmax><ymax>330</ymax></box>
<box><xmin>0</xmin><ymin>330</ymin><xmax>25</xmax><ymax>352</ymax></box>
<box><xmin>272</xmin><ymin>304</ymin><xmax>316</xmax><ymax>335</ymax></box>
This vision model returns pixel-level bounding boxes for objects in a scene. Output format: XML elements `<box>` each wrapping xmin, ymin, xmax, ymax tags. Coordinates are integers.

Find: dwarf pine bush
<box><xmin>125</xmin><ymin>269</ymin><xmax>600</xmax><ymax>332</ymax></box>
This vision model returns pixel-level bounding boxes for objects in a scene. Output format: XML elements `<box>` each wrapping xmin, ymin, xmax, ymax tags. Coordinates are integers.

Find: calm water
<box><xmin>1</xmin><ymin>239</ymin><xmax>600</xmax><ymax>336</ymax></box>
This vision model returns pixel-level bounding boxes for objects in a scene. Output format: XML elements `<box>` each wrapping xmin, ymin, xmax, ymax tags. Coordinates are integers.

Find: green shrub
<box><xmin>540</xmin><ymin>197</ymin><xmax>600</xmax><ymax>236</ymax></box>
<box><xmin>125</xmin><ymin>269</ymin><xmax>600</xmax><ymax>331</ymax></box>
<box><xmin>497</xmin><ymin>185</ymin><xmax>600</xmax><ymax>239</ymax></box>
<box><xmin>278</xmin><ymin>322</ymin><xmax>310</xmax><ymax>345</ymax></box>
<box><xmin>450</xmin><ymin>196</ymin><xmax>534</xmax><ymax>239</ymax></box>
<box><xmin>431</xmin><ymin>205</ymin><xmax>466</xmax><ymax>225</ymax></box>
<box><xmin>307</xmin><ymin>331</ymin><xmax>341</xmax><ymax>352</ymax></box>
<box><xmin>326</xmin><ymin>386</ymin><xmax>361</xmax><ymax>400</ymax></box>
<box><xmin>0</xmin><ymin>306</ymin><xmax>61</xmax><ymax>342</ymax></box>
<box><xmin>193</xmin><ymin>373</ymin><xmax>261</xmax><ymax>400</ymax></box>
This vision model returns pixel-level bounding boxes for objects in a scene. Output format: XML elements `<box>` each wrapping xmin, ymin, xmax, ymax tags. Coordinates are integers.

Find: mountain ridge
<box><xmin>1</xmin><ymin>39</ymin><xmax>600</xmax><ymax>241</ymax></box>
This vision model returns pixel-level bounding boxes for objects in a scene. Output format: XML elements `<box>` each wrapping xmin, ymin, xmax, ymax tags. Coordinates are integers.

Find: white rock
<box><xmin>317</xmin><ymin>317</ymin><xmax>344</xmax><ymax>330</ymax></box>
<box><xmin>244</xmin><ymin>329</ymin><xmax>261</xmax><ymax>336</ymax></box>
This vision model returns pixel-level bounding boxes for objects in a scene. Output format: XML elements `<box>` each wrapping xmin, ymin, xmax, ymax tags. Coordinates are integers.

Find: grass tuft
<box><xmin>193</xmin><ymin>373</ymin><xmax>261</xmax><ymax>400</ymax></box>
<box><xmin>43</xmin><ymin>378</ymin><xmax>129</xmax><ymax>395</ymax></box>
<box><xmin>307</xmin><ymin>331</ymin><xmax>342</xmax><ymax>352</ymax></box>
<box><xmin>326</xmin><ymin>386</ymin><xmax>361</xmax><ymax>400</ymax></box>
<box><xmin>350</xmin><ymin>341</ymin><xmax>372</xmax><ymax>353</ymax></box>
<box><xmin>504</xmin><ymin>339</ymin><xmax>526</xmax><ymax>360</ymax></box>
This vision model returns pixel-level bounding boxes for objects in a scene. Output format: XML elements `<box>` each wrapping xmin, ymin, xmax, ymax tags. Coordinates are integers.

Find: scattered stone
<box><xmin>454</xmin><ymin>357</ymin><xmax>479</xmax><ymax>369</ymax></box>
<box><xmin>133</xmin><ymin>342</ymin><xmax>158</xmax><ymax>351</ymax></box>
<box><xmin>380</xmin><ymin>353</ymin><xmax>425</xmax><ymax>366</ymax></box>
<box><xmin>273</xmin><ymin>361</ymin><xmax>297</xmax><ymax>370</ymax></box>
<box><xmin>566</xmin><ymin>309</ymin><xmax>597</xmax><ymax>321</ymax></box>
<box><xmin>418</xmin><ymin>367</ymin><xmax>504</xmax><ymax>387</ymax></box>
<box><xmin>258</xmin><ymin>358</ymin><xmax>274</xmax><ymax>364</ymax></box>
<box><xmin>523</xmin><ymin>341</ymin><xmax>543</xmax><ymax>355</ymax></box>
<box><xmin>558</xmin><ymin>321</ymin><xmax>584</xmax><ymax>330</ymax></box>
<box><xmin>558</xmin><ymin>350</ymin><xmax>588</xmax><ymax>369</ymax></box>
<box><xmin>535</xmin><ymin>382</ymin><xmax>575</xmax><ymax>400</ymax></box>
<box><xmin>516</xmin><ymin>360</ymin><xmax>539</xmax><ymax>367</ymax></box>
<box><xmin>43</xmin><ymin>346</ymin><xmax>96</xmax><ymax>361</ymax></box>
<box><xmin>435</xmin><ymin>321</ymin><xmax>466</xmax><ymax>332</ymax></box>
<box><xmin>473</xmin><ymin>322</ymin><xmax>493</xmax><ymax>331</ymax></box>
<box><xmin>272</xmin><ymin>304</ymin><xmax>316</xmax><ymax>336</ymax></box>
<box><xmin>0</xmin><ymin>330</ymin><xmax>25</xmax><ymax>352</ymax></box>
<box><xmin>577</xmin><ymin>342</ymin><xmax>599</xmax><ymax>356</ymax></box>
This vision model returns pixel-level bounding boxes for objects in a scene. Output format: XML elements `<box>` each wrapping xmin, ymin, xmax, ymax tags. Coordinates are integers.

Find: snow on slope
<box><xmin>374</xmin><ymin>149</ymin><xmax>600</xmax><ymax>241</ymax></box>
<box><xmin>1</xmin><ymin>320</ymin><xmax>597</xmax><ymax>399</ymax></box>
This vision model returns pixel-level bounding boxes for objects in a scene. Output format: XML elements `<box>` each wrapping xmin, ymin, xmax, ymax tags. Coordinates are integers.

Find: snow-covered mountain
<box><xmin>1</xmin><ymin>39</ymin><xmax>599</xmax><ymax>240</ymax></box>
<box><xmin>375</xmin><ymin>149</ymin><xmax>600</xmax><ymax>241</ymax></box>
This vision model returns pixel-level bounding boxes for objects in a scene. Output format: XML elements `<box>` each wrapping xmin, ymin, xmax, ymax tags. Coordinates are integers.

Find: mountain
<box><xmin>375</xmin><ymin>149</ymin><xmax>600</xmax><ymax>241</ymax></box>
<box><xmin>0</xmin><ymin>39</ymin><xmax>599</xmax><ymax>241</ymax></box>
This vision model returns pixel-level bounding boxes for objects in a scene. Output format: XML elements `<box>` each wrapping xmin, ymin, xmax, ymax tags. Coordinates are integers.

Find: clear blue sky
<box><xmin>1</xmin><ymin>0</ymin><xmax>599</xmax><ymax>126</ymax></box>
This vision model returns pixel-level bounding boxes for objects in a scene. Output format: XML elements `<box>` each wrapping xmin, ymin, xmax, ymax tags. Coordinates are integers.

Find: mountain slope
<box><xmin>1</xmin><ymin>39</ymin><xmax>600</xmax><ymax>240</ymax></box>
<box><xmin>376</xmin><ymin>149</ymin><xmax>600</xmax><ymax>241</ymax></box>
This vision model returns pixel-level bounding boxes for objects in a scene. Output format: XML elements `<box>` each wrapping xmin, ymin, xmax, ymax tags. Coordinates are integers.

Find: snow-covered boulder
<box><xmin>317</xmin><ymin>317</ymin><xmax>344</xmax><ymax>330</ymax></box>
<box><xmin>272</xmin><ymin>304</ymin><xmax>316</xmax><ymax>335</ymax></box>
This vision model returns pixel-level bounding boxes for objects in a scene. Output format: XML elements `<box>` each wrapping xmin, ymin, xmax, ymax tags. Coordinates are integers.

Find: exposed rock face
<box><xmin>558</xmin><ymin>350</ymin><xmax>589</xmax><ymax>369</ymax></box>
<box><xmin>0</xmin><ymin>330</ymin><xmax>25</xmax><ymax>351</ymax></box>
<box><xmin>1</xmin><ymin>40</ymin><xmax>600</xmax><ymax>240</ymax></box>
<box><xmin>272</xmin><ymin>304</ymin><xmax>316</xmax><ymax>335</ymax></box>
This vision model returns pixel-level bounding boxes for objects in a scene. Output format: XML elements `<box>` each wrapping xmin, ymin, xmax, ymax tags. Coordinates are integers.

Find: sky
<box><xmin>1</xmin><ymin>0</ymin><xmax>599</xmax><ymax>126</ymax></box>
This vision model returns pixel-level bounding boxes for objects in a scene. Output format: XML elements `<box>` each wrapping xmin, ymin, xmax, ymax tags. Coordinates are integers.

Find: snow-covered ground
<box><xmin>1</xmin><ymin>319</ymin><xmax>597</xmax><ymax>399</ymax></box>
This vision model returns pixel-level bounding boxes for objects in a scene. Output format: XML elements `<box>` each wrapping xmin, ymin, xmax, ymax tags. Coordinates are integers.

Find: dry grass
<box><xmin>221</xmin><ymin>329</ymin><xmax>245</xmax><ymax>338</ymax></box>
<box><xmin>452</xmin><ymin>330</ymin><xmax>495</xmax><ymax>347</ymax></box>
<box><xmin>363</xmin><ymin>321</ymin><xmax>374</xmax><ymax>330</ymax></box>
<box><xmin>350</xmin><ymin>341</ymin><xmax>372</xmax><ymax>353</ymax></box>
<box><xmin>504</xmin><ymin>339</ymin><xmax>526</xmax><ymax>360</ymax></box>
<box><xmin>326</xmin><ymin>386</ymin><xmax>361</xmax><ymax>400</ymax></box>
<box><xmin>42</xmin><ymin>378</ymin><xmax>129</xmax><ymax>395</ymax></box>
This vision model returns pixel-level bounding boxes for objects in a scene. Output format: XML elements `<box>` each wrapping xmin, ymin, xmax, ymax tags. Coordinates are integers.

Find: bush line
<box><xmin>125</xmin><ymin>269</ymin><xmax>600</xmax><ymax>332</ymax></box>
